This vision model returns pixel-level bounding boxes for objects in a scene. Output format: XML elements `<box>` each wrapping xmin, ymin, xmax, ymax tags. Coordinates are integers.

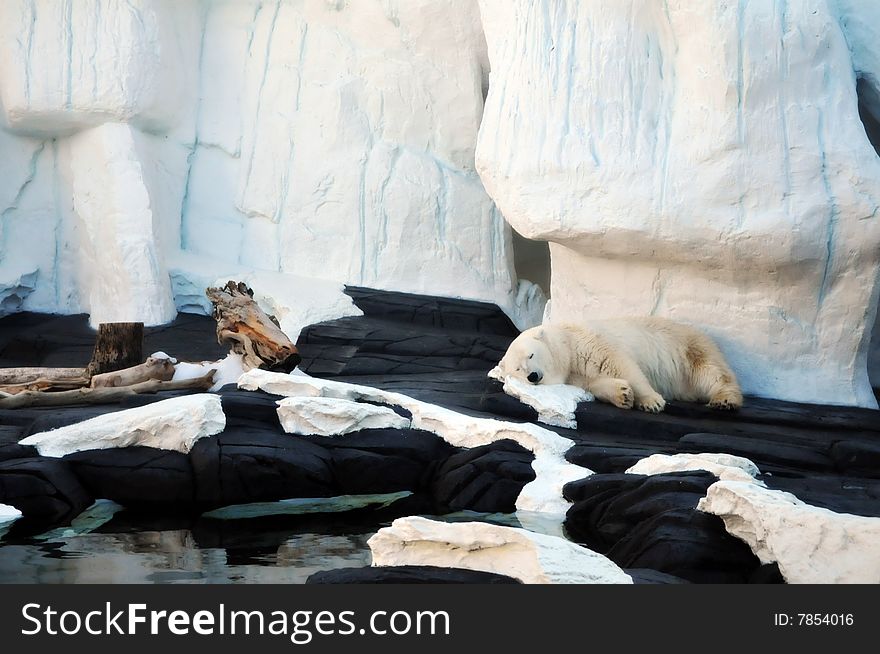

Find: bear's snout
<box><xmin>527</xmin><ymin>371</ymin><xmax>542</xmax><ymax>384</ymax></box>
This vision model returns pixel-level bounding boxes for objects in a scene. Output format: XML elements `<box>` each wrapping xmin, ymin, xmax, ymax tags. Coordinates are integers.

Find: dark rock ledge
<box><xmin>1</xmin><ymin>287</ymin><xmax>879</xmax><ymax>584</ymax></box>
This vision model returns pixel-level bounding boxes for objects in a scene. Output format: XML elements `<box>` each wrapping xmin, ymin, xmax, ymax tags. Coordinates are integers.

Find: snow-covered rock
<box><xmin>697</xmin><ymin>481</ymin><xmax>880</xmax><ymax>583</ymax></box>
<box><xmin>19</xmin><ymin>393</ymin><xmax>225</xmax><ymax>457</ymax></box>
<box><xmin>0</xmin><ymin>503</ymin><xmax>21</xmax><ymax>539</ymax></box>
<box><xmin>0</xmin><ymin>503</ymin><xmax>21</xmax><ymax>524</ymax></box>
<box><xmin>238</xmin><ymin>368</ymin><xmax>362</xmax><ymax>400</ymax></box>
<box><xmin>276</xmin><ymin>396</ymin><xmax>410</xmax><ymax>436</ymax></box>
<box><xmin>490</xmin><ymin>372</ymin><xmax>592</xmax><ymax>428</ymax></box>
<box><xmin>368</xmin><ymin>516</ymin><xmax>632</xmax><ymax>584</ymax></box>
<box><xmin>627</xmin><ymin>453</ymin><xmax>762</xmax><ymax>485</ymax></box>
<box><xmin>238</xmin><ymin>368</ymin><xmax>591</xmax><ymax>514</ymax></box>
<box><xmin>476</xmin><ymin>0</ymin><xmax>880</xmax><ymax>408</ymax></box>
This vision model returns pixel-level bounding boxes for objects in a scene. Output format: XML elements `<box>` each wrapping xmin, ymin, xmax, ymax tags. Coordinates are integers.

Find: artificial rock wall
<box><xmin>0</xmin><ymin>0</ymin><xmax>541</xmax><ymax>333</ymax></box>
<box><xmin>476</xmin><ymin>0</ymin><xmax>880</xmax><ymax>407</ymax></box>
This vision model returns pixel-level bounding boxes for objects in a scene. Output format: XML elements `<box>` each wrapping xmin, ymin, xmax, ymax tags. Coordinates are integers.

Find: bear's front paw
<box><xmin>636</xmin><ymin>392</ymin><xmax>666</xmax><ymax>413</ymax></box>
<box><xmin>611</xmin><ymin>382</ymin><xmax>634</xmax><ymax>409</ymax></box>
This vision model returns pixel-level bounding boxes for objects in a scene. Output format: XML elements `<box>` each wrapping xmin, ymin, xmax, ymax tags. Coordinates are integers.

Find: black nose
<box><xmin>527</xmin><ymin>372</ymin><xmax>541</xmax><ymax>383</ymax></box>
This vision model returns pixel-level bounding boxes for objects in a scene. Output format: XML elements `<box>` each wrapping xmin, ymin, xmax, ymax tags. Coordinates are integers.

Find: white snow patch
<box><xmin>276</xmin><ymin>396</ymin><xmax>410</xmax><ymax>436</ymax></box>
<box><xmin>172</xmin><ymin>352</ymin><xmax>245</xmax><ymax>392</ymax></box>
<box><xmin>492</xmin><ymin>373</ymin><xmax>592</xmax><ymax>428</ymax></box>
<box><xmin>238</xmin><ymin>368</ymin><xmax>591</xmax><ymax>514</ymax></box>
<box><xmin>698</xmin><ymin>481</ymin><xmax>880</xmax><ymax>584</ymax></box>
<box><xmin>627</xmin><ymin>453</ymin><xmax>763</xmax><ymax>484</ymax></box>
<box><xmin>368</xmin><ymin>516</ymin><xmax>632</xmax><ymax>584</ymax></box>
<box><xmin>150</xmin><ymin>351</ymin><xmax>178</xmax><ymax>363</ymax></box>
<box><xmin>19</xmin><ymin>394</ymin><xmax>225</xmax><ymax>457</ymax></box>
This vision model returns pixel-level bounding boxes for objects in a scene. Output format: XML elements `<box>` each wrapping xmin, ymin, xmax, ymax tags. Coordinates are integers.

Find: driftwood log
<box><xmin>0</xmin><ymin>280</ymin><xmax>298</xmax><ymax>406</ymax></box>
<box><xmin>89</xmin><ymin>356</ymin><xmax>175</xmax><ymax>388</ymax></box>
<box><xmin>0</xmin><ymin>368</ymin><xmax>90</xmax><ymax>394</ymax></box>
<box><xmin>0</xmin><ymin>371</ymin><xmax>216</xmax><ymax>409</ymax></box>
<box><xmin>206</xmin><ymin>281</ymin><xmax>301</xmax><ymax>371</ymax></box>
<box><xmin>0</xmin><ymin>321</ymin><xmax>146</xmax><ymax>395</ymax></box>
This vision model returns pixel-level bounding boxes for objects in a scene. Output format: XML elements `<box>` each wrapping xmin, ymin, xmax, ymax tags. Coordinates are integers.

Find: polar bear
<box><xmin>490</xmin><ymin>318</ymin><xmax>742</xmax><ymax>413</ymax></box>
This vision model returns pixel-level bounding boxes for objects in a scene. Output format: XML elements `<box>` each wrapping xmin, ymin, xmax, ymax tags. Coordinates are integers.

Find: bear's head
<box><xmin>489</xmin><ymin>326</ymin><xmax>569</xmax><ymax>385</ymax></box>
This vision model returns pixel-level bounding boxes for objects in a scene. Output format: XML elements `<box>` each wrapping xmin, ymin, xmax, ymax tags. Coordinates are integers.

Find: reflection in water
<box><xmin>0</xmin><ymin>501</ymin><xmax>552</xmax><ymax>583</ymax></box>
<box><xmin>0</xmin><ymin>526</ymin><xmax>374</xmax><ymax>584</ymax></box>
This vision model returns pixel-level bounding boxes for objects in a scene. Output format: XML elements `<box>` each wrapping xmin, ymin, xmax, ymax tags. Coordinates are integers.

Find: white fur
<box><xmin>494</xmin><ymin>318</ymin><xmax>742</xmax><ymax>412</ymax></box>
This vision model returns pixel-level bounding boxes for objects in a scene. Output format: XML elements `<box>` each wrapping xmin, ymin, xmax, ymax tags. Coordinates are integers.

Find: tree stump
<box><xmin>86</xmin><ymin>322</ymin><xmax>144</xmax><ymax>377</ymax></box>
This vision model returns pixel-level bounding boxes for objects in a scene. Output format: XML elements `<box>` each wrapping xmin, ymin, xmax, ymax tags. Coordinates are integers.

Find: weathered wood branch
<box><xmin>89</xmin><ymin>356</ymin><xmax>175</xmax><ymax>388</ymax></box>
<box><xmin>206</xmin><ymin>281</ymin><xmax>301</xmax><ymax>372</ymax></box>
<box><xmin>0</xmin><ymin>371</ymin><xmax>216</xmax><ymax>409</ymax></box>
<box><xmin>0</xmin><ymin>367</ymin><xmax>88</xmax><ymax>385</ymax></box>
<box><xmin>0</xmin><ymin>368</ymin><xmax>90</xmax><ymax>394</ymax></box>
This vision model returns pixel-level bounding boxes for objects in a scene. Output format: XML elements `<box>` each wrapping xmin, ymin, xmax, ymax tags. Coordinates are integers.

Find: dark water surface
<box><xmin>0</xmin><ymin>500</ymin><xmax>539</xmax><ymax>584</ymax></box>
<box><xmin>0</xmin><ymin>498</ymin><xmax>417</xmax><ymax>583</ymax></box>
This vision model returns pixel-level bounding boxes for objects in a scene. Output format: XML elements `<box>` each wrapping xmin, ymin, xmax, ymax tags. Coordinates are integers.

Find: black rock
<box><xmin>431</xmin><ymin>439</ymin><xmax>535</xmax><ymax>513</ymax></box>
<box><xmin>64</xmin><ymin>447</ymin><xmax>195</xmax><ymax>510</ymax></box>
<box><xmin>344</xmin><ymin>286</ymin><xmax>519</xmax><ymax>336</ymax></box>
<box><xmin>306</xmin><ymin>565</ymin><xmax>521</xmax><ymax>584</ymax></box>
<box><xmin>189</xmin><ymin>419</ymin><xmax>335</xmax><ymax>507</ymax></box>
<box><xmin>626</xmin><ymin>568</ymin><xmax>690</xmax><ymax>584</ymax></box>
<box><xmin>0</xmin><ymin>457</ymin><xmax>93</xmax><ymax>524</ymax></box>
<box><xmin>565</xmin><ymin>472</ymin><xmax>767</xmax><ymax>584</ymax></box>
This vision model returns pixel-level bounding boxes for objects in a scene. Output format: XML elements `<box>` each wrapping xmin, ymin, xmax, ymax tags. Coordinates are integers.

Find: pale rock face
<box><xmin>238</xmin><ymin>368</ymin><xmax>591</xmax><ymax>514</ymax></box>
<box><xmin>476</xmin><ymin>0</ymin><xmax>880</xmax><ymax>407</ymax></box>
<box><xmin>276</xmin><ymin>396</ymin><xmax>411</xmax><ymax>436</ymax></box>
<box><xmin>626</xmin><ymin>452</ymin><xmax>762</xmax><ymax>484</ymax></box>
<box><xmin>0</xmin><ymin>0</ymin><xmax>187</xmax><ymax>136</ymax></box>
<box><xmin>65</xmin><ymin>122</ymin><xmax>177</xmax><ymax>326</ymax></box>
<box><xmin>368</xmin><ymin>516</ymin><xmax>633</xmax><ymax>584</ymax></box>
<box><xmin>19</xmin><ymin>393</ymin><xmax>225</xmax><ymax>457</ymax></box>
<box><xmin>0</xmin><ymin>0</ymin><xmax>539</xmax><ymax>331</ymax></box>
<box><xmin>698</xmin><ymin>481</ymin><xmax>880</xmax><ymax>584</ymax></box>
<box><xmin>0</xmin><ymin>266</ymin><xmax>37</xmax><ymax>318</ymax></box>
<box><xmin>488</xmin><ymin>371</ymin><xmax>592</xmax><ymax>429</ymax></box>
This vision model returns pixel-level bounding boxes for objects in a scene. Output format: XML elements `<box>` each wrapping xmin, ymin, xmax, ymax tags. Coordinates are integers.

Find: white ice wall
<box><xmin>0</xmin><ymin>0</ymin><xmax>538</xmax><ymax>331</ymax></box>
<box><xmin>476</xmin><ymin>0</ymin><xmax>880</xmax><ymax>407</ymax></box>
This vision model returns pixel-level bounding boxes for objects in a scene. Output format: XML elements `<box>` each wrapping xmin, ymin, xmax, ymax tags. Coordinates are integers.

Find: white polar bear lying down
<box><xmin>491</xmin><ymin>318</ymin><xmax>742</xmax><ymax>413</ymax></box>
